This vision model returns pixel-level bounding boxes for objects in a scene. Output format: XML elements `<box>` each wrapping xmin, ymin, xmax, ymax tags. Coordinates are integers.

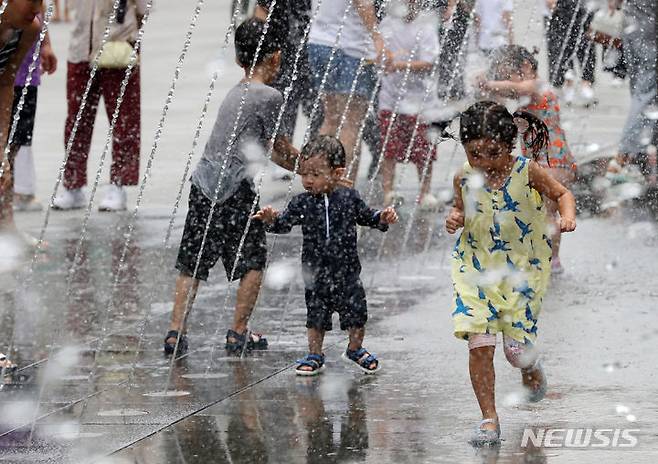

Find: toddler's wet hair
<box><xmin>234</xmin><ymin>18</ymin><xmax>281</xmax><ymax>68</ymax></box>
<box><xmin>301</xmin><ymin>135</ymin><xmax>346</xmax><ymax>168</ymax></box>
<box><xmin>460</xmin><ymin>101</ymin><xmax>550</xmax><ymax>159</ymax></box>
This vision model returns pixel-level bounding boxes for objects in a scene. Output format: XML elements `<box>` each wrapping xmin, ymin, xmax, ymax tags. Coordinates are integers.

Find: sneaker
<box><xmin>98</xmin><ymin>184</ymin><xmax>127</xmax><ymax>212</ymax></box>
<box><xmin>13</xmin><ymin>194</ymin><xmax>43</xmax><ymax>212</ymax></box>
<box><xmin>52</xmin><ymin>188</ymin><xmax>86</xmax><ymax>210</ymax></box>
<box><xmin>418</xmin><ymin>193</ymin><xmax>440</xmax><ymax>212</ymax></box>
<box><xmin>579</xmin><ymin>84</ymin><xmax>596</xmax><ymax>106</ymax></box>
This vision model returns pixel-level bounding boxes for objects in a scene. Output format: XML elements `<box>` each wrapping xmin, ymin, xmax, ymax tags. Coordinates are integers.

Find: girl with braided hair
<box><xmin>446</xmin><ymin>101</ymin><xmax>576</xmax><ymax>446</ymax></box>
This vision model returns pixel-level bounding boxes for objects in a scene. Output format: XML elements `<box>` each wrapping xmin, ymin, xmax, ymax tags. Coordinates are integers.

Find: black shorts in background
<box><xmin>175</xmin><ymin>182</ymin><xmax>267</xmax><ymax>282</ymax></box>
<box><xmin>10</xmin><ymin>86</ymin><xmax>38</xmax><ymax>146</ymax></box>
<box><xmin>305</xmin><ymin>278</ymin><xmax>368</xmax><ymax>331</ymax></box>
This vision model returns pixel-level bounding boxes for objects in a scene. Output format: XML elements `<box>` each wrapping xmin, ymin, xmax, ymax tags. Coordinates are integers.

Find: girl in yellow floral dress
<box><xmin>445</xmin><ymin>101</ymin><xmax>577</xmax><ymax>446</ymax></box>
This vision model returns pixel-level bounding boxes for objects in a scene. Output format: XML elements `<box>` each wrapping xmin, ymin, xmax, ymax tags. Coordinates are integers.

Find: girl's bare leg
<box><xmin>469</xmin><ymin>346</ymin><xmax>498</xmax><ymax>430</ymax></box>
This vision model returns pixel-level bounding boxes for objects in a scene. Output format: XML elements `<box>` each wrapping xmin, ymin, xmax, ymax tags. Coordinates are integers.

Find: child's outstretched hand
<box><xmin>445</xmin><ymin>208</ymin><xmax>464</xmax><ymax>234</ymax></box>
<box><xmin>252</xmin><ymin>206</ymin><xmax>279</xmax><ymax>224</ymax></box>
<box><xmin>380</xmin><ymin>207</ymin><xmax>398</xmax><ymax>225</ymax></box>
<box><xmin>560</xmin><ymin>217</ymin><xmax>576</xmax><ymax>233</ymax></box>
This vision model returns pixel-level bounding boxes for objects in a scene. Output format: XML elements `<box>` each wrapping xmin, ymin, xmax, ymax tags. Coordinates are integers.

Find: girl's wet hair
<box><xmin>301</xmin><ymin>135</ymin><xmax>346</xmax><ymax>168</ymax></box>
<box><xmin>459</xmin><ymin>101</ymin><xmax>550</xmax><ymax>159</ymax></box>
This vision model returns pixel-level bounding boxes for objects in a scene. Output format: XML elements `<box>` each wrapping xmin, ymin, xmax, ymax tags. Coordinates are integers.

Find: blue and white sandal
<box><xmin>469</xmin><ymin>418</ymin><xmax>501</xmax><ymax>447</ymax></box>
<box><xmin>342</xmin><ymin>347</ymin><xmax>380</xmax><ymax>374</ymax></box>
<box><xmin>523</xmin><ymin>361</ymin><xmax>547</xmax><ymax>402</ymax></box>
<box><xmin>295</xmin><ymin>353</ymin><xmax>326</xmax><ymax>376</ymax></box>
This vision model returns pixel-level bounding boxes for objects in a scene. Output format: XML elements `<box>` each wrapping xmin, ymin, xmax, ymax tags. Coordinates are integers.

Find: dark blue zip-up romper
<box><xmin>266</xmin><ymin>187</ymin><xmax>388</xmax><ymax>331</ymax></box>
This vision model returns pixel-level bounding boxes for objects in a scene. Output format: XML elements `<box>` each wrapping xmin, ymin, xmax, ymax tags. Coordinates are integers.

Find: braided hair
<box><xmin>459</xmin><ymin>101</ymin><xmax>550</xmax><ymax>161</ymax></box>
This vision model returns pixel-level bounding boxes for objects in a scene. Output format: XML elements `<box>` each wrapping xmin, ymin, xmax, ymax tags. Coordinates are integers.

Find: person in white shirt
<box><xmin>474</xmin><ymin>0</ymin><xmax>514</xmax><ymax>54</ymax></box>
<box><xmin>378</xmin><ymin>1</ymin><xmax>441</xmax><ymax>209</ymax></box>
<box><xmin>307</xmin><ymin>0</ymin><xmax>391</xmax><ymax>181</ymax></box>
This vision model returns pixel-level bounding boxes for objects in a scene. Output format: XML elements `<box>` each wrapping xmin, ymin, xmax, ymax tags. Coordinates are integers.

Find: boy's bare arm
<box><xmin>528</xmin><ymin>161</ymin><xmax>577</xmax><ymax>232</ymax></box>
<box><xmin>271</xmin><ymin>136</ymin><xmax>300</xmax><ymax>172</ymax></box>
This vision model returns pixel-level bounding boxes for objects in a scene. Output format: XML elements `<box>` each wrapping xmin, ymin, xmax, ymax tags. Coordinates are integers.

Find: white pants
<box><xmin>13</xmin><ymin>146</ymin><xmax>36</xmax><ymax>196</ymax></box>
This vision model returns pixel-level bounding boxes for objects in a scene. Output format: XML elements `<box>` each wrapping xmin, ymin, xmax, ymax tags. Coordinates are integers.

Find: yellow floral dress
<box><xmin>451</xmin><ymin>156</ymin><xmax>552</xmax><ymax>344</ymax></box>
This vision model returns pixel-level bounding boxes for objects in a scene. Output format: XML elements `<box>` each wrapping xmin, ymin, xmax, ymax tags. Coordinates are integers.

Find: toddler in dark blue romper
<box><xmin>254</xmin><ymin>136</ymin><xmax>398</xmax><ymax>376</ymax></box>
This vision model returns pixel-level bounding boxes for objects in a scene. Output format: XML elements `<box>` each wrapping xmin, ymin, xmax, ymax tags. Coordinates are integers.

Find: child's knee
<box><xmin>503</xmin><ymin>336</ymin><xmax>538</xmax><ymax>369</ymax></box>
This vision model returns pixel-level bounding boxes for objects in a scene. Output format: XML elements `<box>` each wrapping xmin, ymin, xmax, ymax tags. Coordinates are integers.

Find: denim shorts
<box><xmin>307</xmin><ymin>43</ymin><xmax>377</xmax><ymax>98</ymax></box>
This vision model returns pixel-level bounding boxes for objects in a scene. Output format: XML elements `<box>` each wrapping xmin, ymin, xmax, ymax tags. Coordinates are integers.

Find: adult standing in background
<box><xmin>617</xmin><ymin>0</ymin><xmax>657</xmax><ymax>189</ymax></box>
<box><xmin>307</xmin><ymin>0</ymin><xmax>391</xmax><ymax>182</ymax></box>
<box><xmin>13</xmin><ymin>5</ymin><xmax>59</xmax><ymax>213</ymax></box>
<box><xmin>54</xmin><ymin>0</ymin><xmax>146</xmax><ymax>212</ymax></box>
<box><xmin>435</xmin><ymin>0</ymin><xmax>476</xmax><ymax>102</ymax></box>
<box><xmin>545</xmin><ymin>0</ymin><xmax>598</xmax><ymax>105</ymax></box>
<box><xmin>254</xmin><ymin>0</ymin><xmax>312</xmax><ymax>141</ymax></box>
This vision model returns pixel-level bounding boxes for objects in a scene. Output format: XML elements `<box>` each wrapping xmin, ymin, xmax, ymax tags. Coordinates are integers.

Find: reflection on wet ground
<box><xmin>1</xmin><ymin>206</ymin><xmax>658</xmax><ymax>463</ymax></box>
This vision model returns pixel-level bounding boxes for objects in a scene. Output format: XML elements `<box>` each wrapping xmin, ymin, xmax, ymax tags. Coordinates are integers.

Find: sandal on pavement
<box><xmin>469</xmin><ymin>418</ymin><xmax>501</xmax><ymax>447</ymax></box>
<box><xmin>295</xmin><ymin>353</ymin><xmax>326</xmax><ymax>377</ymax></box>
<box><xmin>225</xmin><ymin>329</ymin><xmax>268</xmax><ymax>353</ymax></box>
<box><xmin>522</xmin><ymin>361</ymin><xmax>547</xmax><ymax>403</ymax></box>
<box><xmin>163</xmin><ymin>330</ymin><xmax>188</xmax><ymax>356</ymax></box>
<box><xmin>342</xmin><ymin>347</ymin><xmax>380</xmax><ymax>374</ymax></box>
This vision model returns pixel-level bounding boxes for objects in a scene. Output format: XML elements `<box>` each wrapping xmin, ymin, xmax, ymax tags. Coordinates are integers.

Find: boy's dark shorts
<box><xmin>305</xmin><ymin>278</ymin><xmax>368</xmax><ymax>331</ymax></box>
<box><xmin>175</xmin><ymin>182</ymin><xmax>266</xmax><ymax>281</ymax></box>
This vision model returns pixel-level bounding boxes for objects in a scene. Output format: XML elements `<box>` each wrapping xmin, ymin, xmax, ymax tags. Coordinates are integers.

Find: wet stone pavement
<box><xmin>1</xmin><ymin>201</ymin><xmax>657</xmax><ymax>463</ymax></box>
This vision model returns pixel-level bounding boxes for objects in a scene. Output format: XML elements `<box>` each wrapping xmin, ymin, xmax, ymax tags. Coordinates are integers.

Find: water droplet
<box><xmin>615</xmin><ymin>404</ymin><xmax>629</xmax><ymax>414</ymax></box>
